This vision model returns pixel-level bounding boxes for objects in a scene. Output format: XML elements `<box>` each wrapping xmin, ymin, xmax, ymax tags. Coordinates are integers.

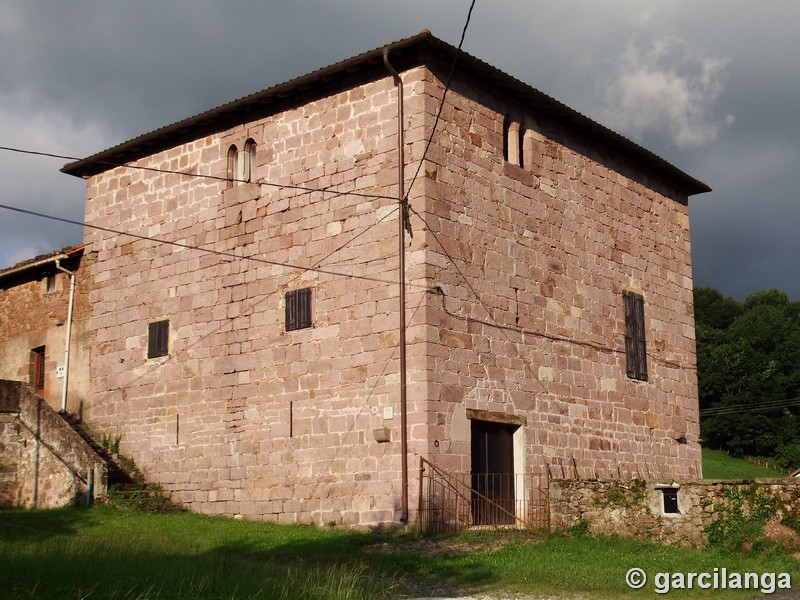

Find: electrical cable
<box><xmin>283</xmin><ymin>205</ymin><xmax>400</xmax><ymax>289</ymax></box>
<box><xmin>0</xmin><ymin>203</ymin><xmax>434</xmax><ymax>291</ymax></box>
<box><xmin>410</xmin><ymin>204</ymin><xmax>695</xmax><ymax>369</ymax></box>
<box><xmin>700</xmin><ymin>397</ymin><xmax>800</xmax><ymax>417</ymax></box>
<box><xmin>0</xmin><ymin>145</ymin><xmax>395</xmax><ymax>202</ymax></box>
<box><xmin>410</xmin><ymin>204</ymin><xmax>609</xmax><ymax>352</ymax></box>
<box><xmin>405</xmin><ymin>0</ymin><xmax>477</xmax><ymax>199</ymax></box>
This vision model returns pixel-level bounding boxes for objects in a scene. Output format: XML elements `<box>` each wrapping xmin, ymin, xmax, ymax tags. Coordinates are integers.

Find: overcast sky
<box><xmin>1</xmin><ymin>1</ymin><xmax>798</xmax><ymax>300</ymax></box>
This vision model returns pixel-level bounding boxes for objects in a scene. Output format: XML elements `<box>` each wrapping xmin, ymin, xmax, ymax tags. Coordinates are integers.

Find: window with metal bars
<box><xmin>147</xmin><ymin>319</ymin><xmax>169</xmax><ymax>358</ymax></box>
<box><xmin>623</xmin><ymin>290</ymin><xmax>648</xmax><ymax>381</ymax></box>
<box><xmin>285</xmin><ymin>288</ymin><xmax>312</xmax><ymax>331</ymax></box>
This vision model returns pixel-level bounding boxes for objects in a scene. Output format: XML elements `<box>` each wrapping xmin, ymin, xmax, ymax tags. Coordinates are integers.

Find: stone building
<box><xmin>61</xmin><ymin>31</ymin><xmax>709</xmax><ymax>527</ymax></box>
<box><xmin>0</xmin><ymin>246</ymin><xmax>105</xmax><ymax>507</ymax></box>
<box><xmin>0</xmin><ymin>245</ymin><xmax>92</xmax><ymax>416</ymax></box>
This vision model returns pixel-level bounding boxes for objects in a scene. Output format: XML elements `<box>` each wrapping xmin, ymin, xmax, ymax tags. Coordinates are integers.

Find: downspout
<box><xmin>55</xmin><ymin>259</ymin><xmax>76</xmax><ymax>414</ymax></box>
<box><xmin>383</xmin><ymin>48</ymin><xmax>409</xmax><ymax>525</ymax></box>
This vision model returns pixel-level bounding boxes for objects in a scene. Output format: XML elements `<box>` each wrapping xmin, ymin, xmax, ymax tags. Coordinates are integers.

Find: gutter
<box><xmin>0</xmin><ymin>254</ymin><xmax>69</xmax><ymax>280</ymax></box>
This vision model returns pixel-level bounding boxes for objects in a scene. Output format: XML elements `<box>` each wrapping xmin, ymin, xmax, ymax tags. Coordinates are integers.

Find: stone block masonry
<box><xmin>82</xmin><ymin>70</ymin><xmax>433</xmax><ymax>527</ymax></box>
<box><xmin>416</xmin><ymin>66</ymin><xmax>700</xmax><ymax>482</ymax></box>
<box><xmin>73</xmin><ymin>34</ymin><xmax>705</xmax><ymax>528</ymax></box>
<box><xmin>0</xmin><ymin>380</ymin><xmax>107</xmax><ymax>508</ymax></box>
<box><xmin>0</xmin><ymin>250</ymin><xmax>94</xmax><ymax>416</ymax></box>
<box><xmin>550</xmin><ymin>478</ymin><xmax>800</xmax><ymax>548</ymax></box>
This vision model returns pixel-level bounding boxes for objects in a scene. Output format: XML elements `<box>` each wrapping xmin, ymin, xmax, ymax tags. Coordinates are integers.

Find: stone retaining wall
<box><xmin>0</xmin><ymin>380</ymin><xmax>107</xmax><ymax>508</ymax></box>
<box><xmin>550</xmin><ymin>478</ymin><xmax>800</xmax><ymax>547</ymax></box>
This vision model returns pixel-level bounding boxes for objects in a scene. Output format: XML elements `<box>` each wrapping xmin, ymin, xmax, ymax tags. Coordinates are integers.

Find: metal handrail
<box><xmin>419</xmin><ymin>456</ymin><xmax>531</xmax><ymax>529</ymax></box>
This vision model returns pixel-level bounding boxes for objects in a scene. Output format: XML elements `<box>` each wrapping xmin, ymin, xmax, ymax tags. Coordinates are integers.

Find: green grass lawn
<box><xmin>702</xmin><ymin>448</ymin><xmax>787</xmax><ymax>479</ymax></box>
<box><xmin>2</xmin><ymin>505</ymin><xmax>798</xmax><ymax>599</ymax></box>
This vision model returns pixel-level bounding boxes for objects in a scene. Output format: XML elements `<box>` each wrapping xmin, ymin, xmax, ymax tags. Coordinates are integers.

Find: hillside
<box><xmin>702</xmin><ymin>448</ymin><xmax>787</xmax><ymax>479</ymax></box>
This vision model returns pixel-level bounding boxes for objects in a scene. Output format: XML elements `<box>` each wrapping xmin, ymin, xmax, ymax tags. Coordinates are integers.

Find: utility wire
<box><xmin>405</xmin><ymin>0</ymin><xmax>477</xmax><ymax>199</ymax></box>
<box><xmin>701</xmin><ymin>397</ymin><xmax>800</xmax><ymax>415</ymax></box>
<box><xmin>285</xmin><ymin>205</ymin><xmax>400</xmax><ymax>288</ymax></box>
<box><xmin>0</xmin><ymin>203</ymin><xmax>434</xmax><ymax>291</ymax></box>
<box><xmin>700</xmin><ymin>397</ymin><xmax>800</xmax><ymax>417</ymax></box>
<box><xmin>409</xmin><ymin>205</ymin><xmax>621</xmax><ymax>357</ymax></box>
<box><xmin>0</xmin><ymin>145</ymin><xmax>395</xmax><ymax>202</ymax></box>
<box><xmin>409</xmin><ymin>204</ymin><xmax>694</xmax><ymax>369</ymax></box>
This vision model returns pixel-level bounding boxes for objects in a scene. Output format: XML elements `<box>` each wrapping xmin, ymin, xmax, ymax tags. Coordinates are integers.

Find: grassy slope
<box><xmin>702</xmin><ymin>448</ymin><xmax>786</xmax><ymax>479</ymax></box>
<box><xmin>2</xmin><ymin>506</ymin><xmax>799</xmax><ymax>599</ymax></box>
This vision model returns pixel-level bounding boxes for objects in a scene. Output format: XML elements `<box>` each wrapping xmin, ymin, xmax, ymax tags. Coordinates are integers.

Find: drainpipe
<box><xmin>383</xmin><ymin>48</ymin><xmax>409</xmax><ymax>525</ymax></box>
<box><xmin>55</xmin><ymin>259</ymin><xmax>76</xmax><ymax>414</ymax></box>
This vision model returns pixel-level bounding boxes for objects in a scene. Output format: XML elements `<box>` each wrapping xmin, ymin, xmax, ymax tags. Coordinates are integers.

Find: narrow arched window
<box><xmin>502</xmin><ymin>117</ymin><xmax>511</xmax><ymax>162</ymax></box>
<box><xmin>226</xmin><ymin>144</ymin><xmax>238</xmax><ymax>187</ymax></box>
<box><xmin>241</xmin><ymin>138</ymin><xmax>257</xmax><ymax>183</ymax></box>
<box><xmin>504</xmin><ymin>119</ymin><xmax>521</xmax><ymax>167</ymax></box>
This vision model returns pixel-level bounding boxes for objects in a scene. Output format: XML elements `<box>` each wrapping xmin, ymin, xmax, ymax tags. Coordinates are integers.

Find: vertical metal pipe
<box><xmin>55</xmin><ymin>259</ymin><xmax>76</xmax><ymax>414</ymax></box>
<box><xmin>383</xmin><ymin>49</ymin><xmax>409</xmax><ymax>524</ymax></box>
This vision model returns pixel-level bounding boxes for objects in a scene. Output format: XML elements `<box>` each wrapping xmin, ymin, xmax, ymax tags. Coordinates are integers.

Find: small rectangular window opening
<box><xmin>285</xmin><ymin>288</ymin><xmax>312</xmax><ymax>331</ymax></box>
<box><xmin>623</xmin><ymin>290</ymin><xmax>648</xmax><ymax>381</ymax></box>
<box><xmin>661</xmin><ymin>488</ymin><xmax>679</xmax><ymax>514</ymax></box>
<box><xmin>44</xmin><ymin>275</ymin><xmax>57</xmax><ymax>295</ymax></box>
<box><xmin>148</xmin><ymin>320</ymin><xmax>169</xmax><ymax>358</ymax></box>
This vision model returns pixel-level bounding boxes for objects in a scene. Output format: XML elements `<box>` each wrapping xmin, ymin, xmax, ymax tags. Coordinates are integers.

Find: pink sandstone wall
<box><xmin>82</xmin><ymin>70</ymin><xmax>432</xmax><ymax>526</ymax></box>
<box><xmin>416</xmin><ymin>67</ymin><xmax>701</xmax><ymax>482</ymax></box>
<box><xmin>80</xmin><ymin>61</ymin><xmax>701</xmax><ymax>527</ymax></box>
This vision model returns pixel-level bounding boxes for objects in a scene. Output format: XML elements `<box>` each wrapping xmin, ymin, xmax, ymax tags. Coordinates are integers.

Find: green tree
<box><xmin>694</xmin><ymin>287</ymin><xmax>742</xmax><ymax>330</ymax></box>
<box><xmin>695</xmin><ymin>287</ymin><xmax>800</xmax><ymax>458</ymax></box>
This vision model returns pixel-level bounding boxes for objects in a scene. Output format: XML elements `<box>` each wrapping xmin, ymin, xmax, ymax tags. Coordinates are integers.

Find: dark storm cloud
<box><xmin>1</xmin><ymin>0</ymin><xmax>798</xmax><ymax>301</ymax></box>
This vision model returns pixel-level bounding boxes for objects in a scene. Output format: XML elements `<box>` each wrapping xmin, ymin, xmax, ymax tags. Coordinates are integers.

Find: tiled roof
<box><xmin>0</xmin><ymin>245</ymin><xmax>84</xmax><ymax>280</ymax></box>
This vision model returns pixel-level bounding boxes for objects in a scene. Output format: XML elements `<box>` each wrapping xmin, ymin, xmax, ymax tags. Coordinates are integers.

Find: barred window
<box><xmin>285</xmin><ymin>288</ymin><xmax>312</xmax><ymax>331</ymax></box>
<box><xmin>623</xmin><ymin>290</ymin><xmax>648</xmax><ymax>381</ymax></box>
<box><xmin>148</xmin><ymin>320</ymin><xmax>169</xmax><ymax>358</ymax></box>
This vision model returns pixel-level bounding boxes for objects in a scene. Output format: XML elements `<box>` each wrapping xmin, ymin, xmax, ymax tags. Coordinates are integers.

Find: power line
<box><xmin>409</xmin><ymin>204</ymin><xmax>695</xmax><ymax>369</ymax></box>
<box><xmin>410</xmin><ymin>206</ymin><xmax>622</xmax><ymax>360</ymax></box>
<box><xmin>701</xmin><ymin>397</ymin><xmax>800</xmax><ymax>415</ymax></box>
<box><xmin>284</xmin><ymin>205</ymin><xmax>400</xmax><ymax>289</ymax></box>
<box><xmin>0</xmin><ymin>203</ymin><xmax>434</xmax><ymax>291</ymax></box>
<box><xmin>0</xmin><ymin>144</ymin><xmax>395</xmax><ymax>202</ymax></box>
<box><xmin>406</xmin><ymin>0</ymin><xmax>477</xmax><ymax>199</ymax></box>
<box><xmin>700</xmin><ymin>397</ymin><xmax>800</xmax><ymax>417</ymax></box>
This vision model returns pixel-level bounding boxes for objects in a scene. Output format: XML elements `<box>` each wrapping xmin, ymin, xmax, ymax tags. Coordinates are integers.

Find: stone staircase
<box><xmin>60</xmin><ymin>412</ymin><xmax>184</xmax><ymax>514</ymax></box>
<box><xmin>0</xmin><ymin>380</ymin><xmax>107</xmax><ymax>508</ymax></box>
<box><xmin>59</xmin><ymin>413</ymin><xmax>132</xmax><ymax>485</ymax></box>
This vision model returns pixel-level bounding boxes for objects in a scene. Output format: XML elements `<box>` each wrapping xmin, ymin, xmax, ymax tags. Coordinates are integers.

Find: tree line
<box><xmin>694</xmin><ymin>287</ymin><xmax>800</xmax><ymax>469</ymax></box>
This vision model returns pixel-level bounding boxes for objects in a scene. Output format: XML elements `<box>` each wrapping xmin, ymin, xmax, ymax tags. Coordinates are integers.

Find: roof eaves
<box><xmin>0</xmin><ymin>245</ymin><xmax>84</xmax><ymax>281</ymax></box>
<box><xmin>60</xmin><ymin>31</ymin><xmax>433</xmax><ymax>179</ymax></box>
<box><xmin>61</xmin><ymin>30</ymin><xmax>710</xmax><ymax>196</ymax></box>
